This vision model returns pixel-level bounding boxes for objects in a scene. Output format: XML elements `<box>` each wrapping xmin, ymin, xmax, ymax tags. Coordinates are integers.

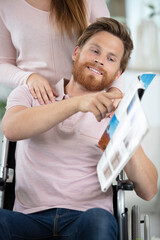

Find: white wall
<box><xmin>125</xmin><ymin>0</ymin><xmax>160</xmax><ymax>71</ymax></box>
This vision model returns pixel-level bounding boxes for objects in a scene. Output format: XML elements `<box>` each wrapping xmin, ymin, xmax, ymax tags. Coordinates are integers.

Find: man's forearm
<box><xmin>2</xmin><ymin>91</ymin><xmax>121</xmax><ymax>141</ymax></box>
<box><xmin>124</xmin><ymin>146</ymin><xmax>158</xmax><ymax>201</ymax></box>
<box><xmin>2</xmin><ymin>97</ymin><xmax>79</xmax><ymax>141</ymax></box>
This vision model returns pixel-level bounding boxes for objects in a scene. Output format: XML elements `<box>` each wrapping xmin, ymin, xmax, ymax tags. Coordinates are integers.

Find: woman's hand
<box><xmin>26</xmin><ymin>73</ymin><xmax>59</xmax><ymax>104</ymax></box>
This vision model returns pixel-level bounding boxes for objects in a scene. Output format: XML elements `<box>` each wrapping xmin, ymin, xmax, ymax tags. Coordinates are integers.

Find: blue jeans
<box><xmin>0</xmin><ymin>208</ymin><xmax>118</xmax><ymax>240</ymax></box>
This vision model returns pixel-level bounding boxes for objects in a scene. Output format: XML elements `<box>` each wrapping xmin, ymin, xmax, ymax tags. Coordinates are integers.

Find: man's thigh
<box><xmin>0</xmin><ymin>208</ymin><xmax>55</xmax><ymax>240</ymax></box>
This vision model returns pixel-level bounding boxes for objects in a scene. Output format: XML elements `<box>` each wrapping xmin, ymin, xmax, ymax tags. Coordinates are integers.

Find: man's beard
<box><xmin>72</xmin><ymin>58</ymin><xmax>118</xmax><ymax>91</ymax></box>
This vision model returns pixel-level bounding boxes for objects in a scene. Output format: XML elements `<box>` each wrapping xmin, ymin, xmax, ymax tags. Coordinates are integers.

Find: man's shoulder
<box><xmin>10</xmin><ymin>84</ymin><xmax>31</xmax><ymax>97</ymax></box>
<box><xmin>6</xmin><ymin>84</ymin><xmax>35</xmax><ymax>110</ymax></box>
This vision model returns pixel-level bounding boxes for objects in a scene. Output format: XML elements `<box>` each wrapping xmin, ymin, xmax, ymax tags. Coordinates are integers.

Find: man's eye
<box><xmin>91</xmin><ymin>49</ymin><xmax>98</xmax><ymax>54</ymax></box>
<box><xmin>108</xmin><ymin>57</ymin><xmax>115</xmax><ymax>62</ymax></box>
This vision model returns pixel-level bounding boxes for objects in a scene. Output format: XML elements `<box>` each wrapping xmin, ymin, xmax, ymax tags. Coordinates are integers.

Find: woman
<box><xmin>0</xmin><ymin>0</ymin><xmax>122</xmax><ymax>104</ymax></box>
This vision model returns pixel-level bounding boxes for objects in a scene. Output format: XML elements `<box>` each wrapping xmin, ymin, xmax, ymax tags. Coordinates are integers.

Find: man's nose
<box><xmin>94</xmin><ymin>59</ymin><xmax>104</xmax><ymax>66</ymax></box>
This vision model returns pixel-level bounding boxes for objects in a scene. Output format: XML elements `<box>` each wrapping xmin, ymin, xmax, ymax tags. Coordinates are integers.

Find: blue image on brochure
<box><xmin>140</xmin><ymin>73</ymin><xmax>156</xmax><ymax>89</ymax></box>
<box><xmin>127</xmin><ymin>94</ymin><xmax>136</xmax><ymax>114</ymax></box>
<box><xmin>106</xmin><ymin>114</ymin><xmax>119</xmax><ymax>139</ymax></box>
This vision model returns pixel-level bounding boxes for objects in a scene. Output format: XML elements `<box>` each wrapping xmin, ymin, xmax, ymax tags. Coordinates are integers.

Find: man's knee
<box><xmin>84</xmin><ymin>208</ymin><xmax>117</xmax><ymax>227</ymax></box>
<box><xmin>77</xmin><ymin>208</ymin><xmax>118</xmax><ymax>239</ymax></box>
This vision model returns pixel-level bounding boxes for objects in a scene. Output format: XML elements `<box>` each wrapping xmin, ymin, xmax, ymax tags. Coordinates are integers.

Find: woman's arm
<box><xmin>0</xmin><ymin>15</ymin><xmax>57</xmax><ymax>101</ymax></box>
<box><xmin>0</xmin><ymin>16</ymin><xmax>34</xmax><ymax>87</ymax></box>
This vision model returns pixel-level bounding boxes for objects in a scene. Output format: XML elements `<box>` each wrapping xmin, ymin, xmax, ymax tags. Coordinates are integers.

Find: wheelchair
<box><xmin>0</xmin><ymin>135</ymin><xmax>150</xmax><ymax>240</ymax></box>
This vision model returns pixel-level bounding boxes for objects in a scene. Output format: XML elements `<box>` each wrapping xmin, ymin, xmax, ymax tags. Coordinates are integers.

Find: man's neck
<box><xmin>65</xmin><ymin>76</ymin><xmax>93</xmax><ymax>97</ymax></box>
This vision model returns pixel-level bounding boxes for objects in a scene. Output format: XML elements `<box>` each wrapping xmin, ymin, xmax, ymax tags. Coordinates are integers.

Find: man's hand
<box><xmin>106</xmin><ymin>87</ymin><xmax>123</xmax><ymax>118</ymax></box>
<box><xmin>26</xmin><ymin>73</ymin><xmax>59</xmax><ymax>104</ymax></box>
<box><xmin>77</xmin><ymin>91</ymin><xmax>122</xmax><ymax>122</ymax></box>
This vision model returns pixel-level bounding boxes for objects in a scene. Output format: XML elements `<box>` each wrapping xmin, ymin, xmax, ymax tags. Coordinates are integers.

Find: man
<box><xmin>1</xmin><ymin>17</ymin><xmax>158</xmax><ymax>240</ymax></box>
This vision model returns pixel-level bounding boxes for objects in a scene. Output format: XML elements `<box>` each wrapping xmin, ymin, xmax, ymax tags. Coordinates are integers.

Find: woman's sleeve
<box><xmin>88</xmin><ymin>0</ymin><xmax>110</xmax><ymax>23</ymax></box>
<box><xmin>0</xmin><ymin>15</ymin><xmax>33</xmax><ymax>88</ymax></box>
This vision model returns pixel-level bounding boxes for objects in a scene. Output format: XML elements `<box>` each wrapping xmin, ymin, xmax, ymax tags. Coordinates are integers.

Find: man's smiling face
<box><xmin>72</xmin><ymin>31</ymin><xmax>124</xmax><ymax>91</ymax></box>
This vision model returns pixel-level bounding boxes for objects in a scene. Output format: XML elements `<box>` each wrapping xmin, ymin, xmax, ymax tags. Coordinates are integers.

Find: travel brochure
<box><xmin>97</xmin><ymin>73</ymin><xmax>156</xmax><ymax>192</ymax></box>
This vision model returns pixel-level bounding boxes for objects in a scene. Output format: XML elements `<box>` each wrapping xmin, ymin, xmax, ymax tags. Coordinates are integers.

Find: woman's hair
<box><xmin>50</xmin><ymin>0</ymin><xmax>88</xmax><ymax>38</ymax></box>
<box><xmin>77</xmin><ymin>17</ymin><xmax>134</xmax><ymax>73</ymax></box>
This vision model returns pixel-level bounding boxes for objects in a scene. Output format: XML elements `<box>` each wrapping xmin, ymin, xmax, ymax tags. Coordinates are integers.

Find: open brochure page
<box><xmin>97</xmin><ymin>73</ymin><xmax>156</xmax><ymax>192</ymax></box>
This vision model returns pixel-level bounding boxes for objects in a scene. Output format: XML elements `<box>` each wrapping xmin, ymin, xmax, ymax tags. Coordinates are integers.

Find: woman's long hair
<box><xmin>50</xmin><ymin>0</ymin><xmax>88</xmax><ymax>38</ymax></box>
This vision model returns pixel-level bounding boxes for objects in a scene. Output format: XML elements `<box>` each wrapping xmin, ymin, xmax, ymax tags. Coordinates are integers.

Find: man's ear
<box><xmin>72</xmin><ymin>46</ymin><xmax>80</xmax><ymax>61</ymax></box>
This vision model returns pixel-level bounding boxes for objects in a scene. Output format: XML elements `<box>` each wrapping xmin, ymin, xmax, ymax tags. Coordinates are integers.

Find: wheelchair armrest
<box><xmin>0</xmin><ymin>166</ymin><xmax>7</xmax><ymax>188</ymax></box>
<box><xmin>0</xmin><ymin>168</ymin><xmax>14</xmax><ymax>190</ymax></box>
<box><xmin>0</xmin><ymin>178</ymin><xmax>5</xmax><ymax>187</ymax></box>
<box><xmin>117</xmin><ymin>180</ymin><xmax>134</xmax><ymax>191</ymax></box>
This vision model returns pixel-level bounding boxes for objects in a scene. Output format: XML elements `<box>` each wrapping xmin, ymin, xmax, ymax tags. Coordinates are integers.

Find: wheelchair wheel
<box><xmin>131</xmin><ymin>205</ymin><xmax>141</xmax><ymax>240</ymax></box>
